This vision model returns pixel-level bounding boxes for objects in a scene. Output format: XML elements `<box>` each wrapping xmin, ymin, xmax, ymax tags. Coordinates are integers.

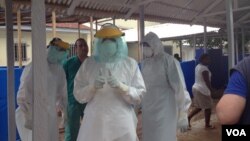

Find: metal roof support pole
<box><xmin>31</xmin><ymin>0</ymin><xmax>49</xmax><ymax>140</ymax></box>
<box><xmin>226</xmin><ymin>0</ymin><xmax>235</xmax><ymax>70</ymax></box>
<box><xmin>235</xmin><ymin>31</ymin><xmax>239</xmax><ymax>63</ymax></box>
<box><xmin>179</xmin><ymin>40</ymin><xmax>183</xmax><ymax>60</ymax></box>
<box><xmin>113</xmin><ymin>17</ymin><xmax>116</xmax><ymax>25</ymax></box>
<box><xmin>95</xmin><ymin>20</ymin><xmax>98</xmax><ymax>32</ymax></box>
<box><xmin>234</xmin><ymin>0</ymin><xmax>239</xmax><ymax>63</ymax></box>
<box><xmin>193</xmin><ymin>35</ymin><xmax>196</xmax><ymax>60</ymax></box>
<box><xmin>5</xmin><ymin>0</ymin><xmax>16</xmax><ymax>140</ymax></box>
<box><xmin>138</xmin><ymin>5</ymin><xmax>145</xmax><ymax>63</ymax></box>
<box><xmin>203</xmin><ymin>19</ymin><xmax>207</xmax><ymax>53</ymax></box>
<box><xmin>241</xmin><ymin>27</ymin><xmax>245</xmax><ymax>59</ymax></box>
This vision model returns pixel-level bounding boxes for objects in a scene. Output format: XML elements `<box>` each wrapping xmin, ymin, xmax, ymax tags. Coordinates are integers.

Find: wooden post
<box><xmin>17</xmin><ymin>9</ymin><xmax>22</xmax><ymax>67</ymax></box>
<box><xmin>52</xmin><ymin>11</ymin><xmax>56</xmax><ymax>37</ymax></box>
<box><xmin>78</xmin><ymin>22</ymin><xmax>81</xmax><ymax>38</ymax></box>
<box><xmin>90</xmin><ymin>16</ymin><xmax>93</xmax><ymax>55</ymax></box>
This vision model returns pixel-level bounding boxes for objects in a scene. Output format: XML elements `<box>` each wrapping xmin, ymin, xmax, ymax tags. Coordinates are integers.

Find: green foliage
<box><xmin>186</xmin><ymin>37</ymin><xmax>227</xmax><ymax>48</ymax></box>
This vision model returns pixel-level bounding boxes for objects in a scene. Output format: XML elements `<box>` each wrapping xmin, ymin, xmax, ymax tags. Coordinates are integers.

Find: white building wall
<box><xmin>127</xmin><ymin>42</ymin><xmax>140</xmax><ymax>62</ymax></box>
<box><xmin>182</xmin><ymin>46</ymin><xmax>195</xmax><ymax>61</ymax></box>
<box><xmin>0</xmin><ymin>28</ymin><xmax>88</xmax><ymax>66</ymax></box>
<box><xmin>0</xmin><ymin>29</ymin><xmax>7</xmax><ymax>66</ymax></box>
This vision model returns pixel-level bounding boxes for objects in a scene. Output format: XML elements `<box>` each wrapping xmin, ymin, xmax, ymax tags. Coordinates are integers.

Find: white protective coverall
<box><xmin>74</xmin><ymin>56</ymin><xmax>146</xmax><ymax>141</ymax></box>
<box><xmin>16</xmin><ymin>61</ymin><xmax>67</xmax><ymax>141</ymax></box>
<box><xmin>141</xmin><ymin>32</ymin><xmax>191</xmax><ymax>141</ymax></box>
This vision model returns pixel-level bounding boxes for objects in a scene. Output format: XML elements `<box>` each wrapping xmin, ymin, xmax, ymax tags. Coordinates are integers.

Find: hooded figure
<box><xmin>73</xmin><ymin>23</ymin><xmax>146</xmax><ymax>141</ymax></box>
<box><xmin>15</xmin><ymin>38</ymin><xmax>69</xmax><ymax>141</ymax></box>
<box><xmin>141</xmin><ymin>32</ymin><xmax>191</xmax><ymax>141</ymax></box>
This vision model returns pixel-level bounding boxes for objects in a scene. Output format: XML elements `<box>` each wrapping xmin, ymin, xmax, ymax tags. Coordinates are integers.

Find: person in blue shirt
<box><xmin>63</xmin><ymin>38</ymin><xmax>89</xmax><ymax>141</ymax></box>
<box><xmin>216</xmin><ymin>56</ymin><xmax>250</xmax><ymax>124</ymax></box>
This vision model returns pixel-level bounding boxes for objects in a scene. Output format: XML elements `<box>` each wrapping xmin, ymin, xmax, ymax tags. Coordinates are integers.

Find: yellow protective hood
<box><xmin>94</xmin><ymin>23</ymin><xmax>125</xmax><ymax>38</ymax></box>
<box><xmin>53</xmin><ymin>40</ymin><xmax>70</xmax><ymax>50</ymax></box>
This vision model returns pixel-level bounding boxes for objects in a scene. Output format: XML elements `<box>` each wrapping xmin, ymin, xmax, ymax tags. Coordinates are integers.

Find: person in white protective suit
<box><xmin>141</xmin><ymin>32</ymin><xmax>191</xmax><ymax>141</ymax></box>
<box><xmin>74</xmin><ymin>23</ymin><xmax>146</xmax><ymax>141</ymax></box>
<box><xmin>15</xmin><ymin>38</ymin><xmax>69</xmax><ymax>141</ymax></box>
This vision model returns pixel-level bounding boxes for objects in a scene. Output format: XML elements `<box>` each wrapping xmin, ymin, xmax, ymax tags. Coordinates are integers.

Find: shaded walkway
<box><xmin>177</xmin><ymin>99</ymin><xmax>222</xmax><ymax>141</ymax></box>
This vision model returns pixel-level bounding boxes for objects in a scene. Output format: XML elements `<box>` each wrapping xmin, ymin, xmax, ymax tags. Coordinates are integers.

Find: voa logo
<box><xmin>226</xmin><ymin>129</ymin><xmax>246</xmax><ymax>136</ymax></box>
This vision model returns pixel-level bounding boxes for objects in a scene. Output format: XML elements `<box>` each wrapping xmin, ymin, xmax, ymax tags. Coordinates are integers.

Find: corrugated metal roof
<box><xmin>0</xmin><ymin>0</ymin><xmax>250</xmax><ymax>28</ymax></box>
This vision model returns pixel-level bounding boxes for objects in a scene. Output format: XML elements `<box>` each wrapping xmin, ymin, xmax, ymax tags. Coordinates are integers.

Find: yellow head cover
<box><xmin>54</xmin><ymin>40</ymin><xmax>70</xmax><ymax>50</ymax></box>
<box><xmin>94</xmin><ymin>23</ymin><xmax>125</xmax><ymax>38</ymax></box>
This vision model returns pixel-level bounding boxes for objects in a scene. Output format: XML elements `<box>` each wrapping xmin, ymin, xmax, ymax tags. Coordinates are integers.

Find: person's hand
<box><xmin>94</xmin><ymin>69</ymin><xmax>105</xmax><ymax>89</ymax></box>
<box><xmin>107</xmin><ymin>70</ymin><xmax>120</xmax><ymax>88</ymax></box>
<box><xmin>177</xmin><ymin>113</ymin><xmax>189</xmax><ymax>133</ymax></box>
<box><xmin>107</xmin><ymin>70</ymin><xmax>129</xmax><ymax>92</ymax></box>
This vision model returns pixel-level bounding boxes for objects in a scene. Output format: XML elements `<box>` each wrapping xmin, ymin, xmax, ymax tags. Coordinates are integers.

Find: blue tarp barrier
<box><xmin>180</xmin><ymin>60</ymin><xmax>196</xmax><ymax>98</ymax></box>
<box><xmin>207</xmin><ymin>49</ymin><xmax>228</xmax><ymax>89</ymax></box>
<box><xmin>0</xmin><ymin>67</ymin><xmax>23</xmax><ymax>141</ymax></box>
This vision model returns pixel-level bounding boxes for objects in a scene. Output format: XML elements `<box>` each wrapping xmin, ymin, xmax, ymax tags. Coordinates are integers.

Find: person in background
<box><xmin>73</xmin><ymin>23</ymin><xmax>146</xmax><ymax>141</ymax></box>
<box><xmin>63</xmin><ymin>38</ymin><xmax>89</xmax><ymax>141</ymax></box>
<box><xmin>216</xmin><ymin>56</ymin><xmax>250</xmax><ymax>124</ymax></box>
<box><xmin>15</xmin><ymin>38</ymin><xmax>69</xmax><ymax>141</ymax></box>
<box><xmin>188</xmin><ymin>53</ymin><xmax>215</xmax><ymax>129</ymax></box>
<box><xmin>141</xmin><ymin>32</ymin><xmax>191</xmax><ymax>141</ymax></box>
<box><xmin>174</xmin><ymin>53</ymin><xmax>182</xmax><ymax>62</ymax></box>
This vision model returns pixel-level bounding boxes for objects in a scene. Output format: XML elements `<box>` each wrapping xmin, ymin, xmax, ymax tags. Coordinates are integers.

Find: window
<box><xmin>67</xmin><ymin>43</ymin><xmax>77</xmax><ymax>58</ymax></box>
<box><xmin>14</xmin><ymin>43</ymin><xmax>27</xmax><ymax>61</ymax></box>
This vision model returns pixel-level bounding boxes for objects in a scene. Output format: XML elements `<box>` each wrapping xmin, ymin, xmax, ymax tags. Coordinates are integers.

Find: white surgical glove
<box><xmin>107</xmin><ymin>70</ymin><xmax>129</xmax><ymax>93</ymax></box>
<box><xmin>22</xmin><ymin>102</ymin><xmax>32</xmax><ymax>130</ymax></box>
<box><xmin>94</xmin><ymin>69</ymin><xmax>105</xmax><ymax>89</ymax></box>
<box><xmin>24</xmin><ymin>116</ymin><xmax>32</xmax><ymax>130</ymax></box>
<box><xmin>177</xmin><ymin>112</ymin><xmax>189</xmax><ymax>133</ymax></box>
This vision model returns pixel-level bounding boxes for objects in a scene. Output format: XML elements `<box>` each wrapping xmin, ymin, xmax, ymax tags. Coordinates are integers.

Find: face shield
<box><xmin>47</xmin><ymin>46</ymin><xmax>69</xmax><ymax>64</ymax></box>
<box><xmin>47</xmin><ymin>38</ymin><xmax>70</xmax><ymax>64</ymax></box>
<box><xmin>99</xmin><ymin>38</ymin><xmax>118</xmax><ymax>58</ymax></box>
<box><xmin>93</xmin><ymin>23</ymin><xmax>128</xmax><ymax>63</ymax></box>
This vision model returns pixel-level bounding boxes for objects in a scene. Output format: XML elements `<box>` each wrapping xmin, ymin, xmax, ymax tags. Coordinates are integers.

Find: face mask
<box><xmin>47</xmin><ymin>46</ymin><xmax>68</xmax><ymax>64</ymax></box>
<box><xmin>99</xmin><ymin>40</ymin><xmax>117</xmax><ymax>57</ymax></box>
<box><xmin>143</xmin><ymin>47</ymin><xmax>153</xmax><ymax>58</ymax></box>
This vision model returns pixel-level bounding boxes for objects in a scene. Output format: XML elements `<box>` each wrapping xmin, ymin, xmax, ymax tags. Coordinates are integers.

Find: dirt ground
<box><xmin>58</xmin><ymin>95</ymin><xmax>223</xmax><ymax>141</ymax></box>
<box><xmin>177</xmin><ymin>99</ymin><xmax>222</xmax><ymax>141</ymax></box>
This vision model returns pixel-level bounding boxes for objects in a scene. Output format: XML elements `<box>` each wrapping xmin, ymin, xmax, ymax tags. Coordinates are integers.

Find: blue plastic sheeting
<box><xmin>207</xmin><ymin>49</ymin><xmax>228</xmax><ymax>89</ymax></box>
<box><xmin>0</xmin><ymin>67</ymin><xmax>23</xmax><ymax>141</ymax></box>
<box><xmin>180</xmin><ymin>60</ymin><xmax>196</xmax><ymax>98</ymax></box>
<box><xmin>195</xmin><ymin>48</ymin><xmax>204</xmax><ymax>63</ymax></box>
